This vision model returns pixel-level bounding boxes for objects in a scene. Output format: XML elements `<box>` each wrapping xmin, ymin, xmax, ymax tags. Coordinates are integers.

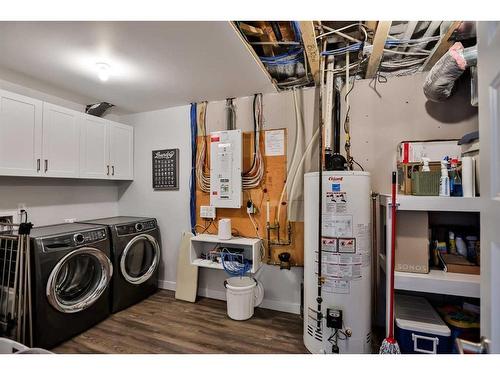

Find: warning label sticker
<box><xmin>315</xmin><ymin>252</ymin><xmax>363</xmax><ymax>281</ymax></box>
<box><xmin>321</xmin><ymin>237</ymin><xmax>338</xmax><ymax>252</ymax></box>
<box><xmin>339</xmin><ymin>238</ymin><xmax>356</xmax><ymax>253</ymax></box>
<box><xmin>325</xmin><ymin>191</ymin><xmax>348</xmax><ymax>214</ymax></box>
<box><xmin>322</xmin><ymin>215</ymin><xmax>353</xmax><ymax>237</ymax></box>
<box><xmin>323</xmin><ymin>279</ymin><xmax>350</xmax><ymax>294</ymax></box>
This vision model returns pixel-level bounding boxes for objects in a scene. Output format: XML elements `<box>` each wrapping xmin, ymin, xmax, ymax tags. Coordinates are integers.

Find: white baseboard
<box><xmin>158</xmin><ymin>279</ymin><xmax>300</xmax><ymax>315</ymax></box>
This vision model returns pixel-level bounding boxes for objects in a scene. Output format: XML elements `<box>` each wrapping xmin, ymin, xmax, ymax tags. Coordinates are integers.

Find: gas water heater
<box><xmin>304</xmin><ymin>171</ymin><xmax>372</xmax><ymax>354</ymax></box>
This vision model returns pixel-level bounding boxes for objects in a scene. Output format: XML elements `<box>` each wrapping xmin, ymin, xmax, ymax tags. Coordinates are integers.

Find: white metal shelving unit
<box><xmin>378</xmin><ymin>194</ymin><xmax>481</xmax><ymax>330</ymax></box>
<box><xmin>190</xmin><ymin>234</ymin><xmax>263</xmax><ymax>273</ymax></box>
<box><xmin>379</xmin><ymin>194</ymin><xmax>482</xmax><ymax>212</ymax></box>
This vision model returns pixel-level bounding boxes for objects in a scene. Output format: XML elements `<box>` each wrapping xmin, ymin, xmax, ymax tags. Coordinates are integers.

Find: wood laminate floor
<box><xmin>54</xmin><ymin>290</ymin><xmax>307</xmax><ymax>354</ymax></box>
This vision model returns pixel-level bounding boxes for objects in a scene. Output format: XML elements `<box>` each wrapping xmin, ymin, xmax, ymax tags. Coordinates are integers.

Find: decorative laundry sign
<box><xmin>152</xmin><ymin>148</ymin><xmax>179</xmax><ymax>190</ymax></box>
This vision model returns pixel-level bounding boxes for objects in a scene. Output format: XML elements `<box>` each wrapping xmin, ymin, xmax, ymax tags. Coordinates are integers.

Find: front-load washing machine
<box><xmin>30</xmin><ymin>223</ymin><xmax>113</xmax><ymax>349</ymax></box>
<box><xmin>79</xmin><ymin>217</ymin><xmax>161</xmax><ymax>313</ymax></box>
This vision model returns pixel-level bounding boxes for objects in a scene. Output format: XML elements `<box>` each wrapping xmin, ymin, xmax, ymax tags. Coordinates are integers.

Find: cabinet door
<box><xmin>0</xmin><ymin>89</ymin><xmax>42</xmax><ymax>176</ymax></box>
<box><xmin>79</xmin><ymin>114</ymin><xmax>110</xmax><ymax>179</ymax></box>
<box><xmin>108</xmin><ymin>121</ymin><xmax>133</xmax><ymax>180</ymax></box>
<box><xmin>42</xmin><ymin>103</ymin><xmax>80</xmax><ymax>178</ymax></box>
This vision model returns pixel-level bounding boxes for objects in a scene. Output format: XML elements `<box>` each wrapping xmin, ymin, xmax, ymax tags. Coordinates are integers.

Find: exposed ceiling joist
<box><xmin>299</xmin><ymin>21</ymin><xmax>320</xmax><ymax>85</ymax></box>
<box><xmin>420</xmin><ymin>21</ymin><xmax>462</xmax><ymax>71</ymax></box>
<box><xmin>238</xmin><ymin>22</ymin><xmax>264</xmax><ymax>37</ymax></box>
<box><xmin>364</xmin><ymin>21</ymin><xmax>378</xmax><ymax>33</ymax></box>
<box><xmin>365</xmin><ymin>21</ymin><xmax>392</xmax><ymax>78</ymax></box>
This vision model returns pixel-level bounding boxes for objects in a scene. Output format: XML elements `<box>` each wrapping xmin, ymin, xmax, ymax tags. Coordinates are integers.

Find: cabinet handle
<box><xmin>107</xmin><ymin>165</ymin><xmax>110</xmax><ymax>175</ymax></box>
<box><xmin>112</xmin><ymin>166</ymin><xmax>115</xmax><ymax>176</ymax></box>
<box><xmin>37</xmin><ymin>159</ymin><xmax>40</xmax><ymax>172</ymax></box>
<box><xmin>44</xmin><ymin>159</ymin><xmax>48</xmax><ymax>172</ymax></box>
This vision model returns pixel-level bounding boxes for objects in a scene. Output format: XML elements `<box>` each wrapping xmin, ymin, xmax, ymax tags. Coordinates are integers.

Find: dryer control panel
<box><xmin>42</xmin><ymin>229</ymin><xmax>107</xmax><ymax>251</ymax></box>
<box><xmin>116</xmin><ymin>220</ymin><xmax>156</xmax><ymax>236</ymax></box>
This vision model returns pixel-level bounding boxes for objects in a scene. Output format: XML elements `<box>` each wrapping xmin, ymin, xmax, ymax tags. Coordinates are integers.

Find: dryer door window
<box><xmin>46</xmin><ymin>247</ymin><xmax>113</xmax><ymax>313</ymax></box>
<box><xmin>120</xmin><ymin>234</ymin><xmax>160</xmax><ymax>285</ymax></box>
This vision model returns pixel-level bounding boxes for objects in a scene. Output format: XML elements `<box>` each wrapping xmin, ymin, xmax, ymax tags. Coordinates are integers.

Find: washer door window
<box><xmin>46</xmin><ymin>247</ymin><xmax>113</xmax><ymax>313</ymax></box>
<box><xmin>120</xmin><ymin>234</ymin><xmax>160</xmax><ymax>285</ymax></box>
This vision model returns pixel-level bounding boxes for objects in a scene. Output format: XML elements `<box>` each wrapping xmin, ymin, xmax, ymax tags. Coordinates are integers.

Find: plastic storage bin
<box><xmin>0</xmin><ymin>338</ymin><xmax>53</xmax><ymax>354</ymax></box>
<box><xmin>411</xmin><ymin>171</ymin><xmax>440</xmax><ymax>196</ymax></box>
<box><xmin>224</xmin><ymin>277</ymin><xmax>264</xmax><ymax>320</ymax></box>
<box><xmin>0</xmin><ymin>338</ymin><xmax>28</xmax><ymax>354</ymax></box>
<box><xmin>395</xmin><ymin>295</ymin><xmax>451</xmax><ymax>354</ymax></box>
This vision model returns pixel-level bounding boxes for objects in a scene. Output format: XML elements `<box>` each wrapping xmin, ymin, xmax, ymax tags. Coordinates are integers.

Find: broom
<box><xmin>379</xmin><ymin>172</ymin><xmax>401</xmax><ymax>354</ymax></box>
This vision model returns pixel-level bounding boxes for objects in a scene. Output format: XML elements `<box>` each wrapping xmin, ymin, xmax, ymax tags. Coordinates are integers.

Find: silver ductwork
<box><xmin>423</xmin><ymin>42</ymin><xmax>477</xmax><ymax>102</ymax></box>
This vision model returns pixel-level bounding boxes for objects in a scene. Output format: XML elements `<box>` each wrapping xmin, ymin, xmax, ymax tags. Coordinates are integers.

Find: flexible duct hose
<box><xmin>423</xmin><ymin>42</ymin><xmax>477</xmax><ymax>102</ymax></box>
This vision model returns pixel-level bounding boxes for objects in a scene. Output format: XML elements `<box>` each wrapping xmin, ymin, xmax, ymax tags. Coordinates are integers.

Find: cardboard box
<box><xmin>442</xmin><ymin>254</ymin><xmax>480</xmax><ymax>275</ymax></box>
<box><xmin>395</xmin><ymin>211</ymin><xmax>429</xmax><ymax>274</ymax></box>
<box><xmin>398</xmin><ymin>140</ymin><xmax>461</xmax><ymax>164</ymax></box>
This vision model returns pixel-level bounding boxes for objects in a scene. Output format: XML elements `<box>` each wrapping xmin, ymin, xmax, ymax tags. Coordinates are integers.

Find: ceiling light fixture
<box><xmin>96</xmin><ymin>62</ymin><xmax>111</xmax><ymax>82</ymax></box>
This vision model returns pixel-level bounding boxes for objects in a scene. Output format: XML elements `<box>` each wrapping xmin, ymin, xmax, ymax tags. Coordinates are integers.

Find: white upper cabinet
<box><xmin>42</xmin><ymin>103</ymin><xmax>80</xmax><ymax>178</ymax></box>
<box><xmin>0</xmin><ymin>88</ymin><xmax>134</xmax><ymax>181</ymax></box>
<box><xmin>79</xmin><ymin>114</ymin><xmax>110</xmax><ymax>179</ymax></box>
<box><xmin>108</xmin><ymin>121</ymin><xmax>134</xmax><ymax>180</ymax></box>
<box><xmin>0</xmin><ymin>89</ymin><xmax>42</xmax><ymax>176</ymax></box>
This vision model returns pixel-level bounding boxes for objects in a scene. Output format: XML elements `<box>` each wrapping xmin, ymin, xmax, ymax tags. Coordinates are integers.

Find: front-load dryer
<box><xmin>79</xmin><ymin>217</ymin><xmax>161</xmax><ymax>313</ymax></box>
<box><xmin>30</xmin><ymin>223</ymin><xmax>113</xmax><ymax>349</ymax></box>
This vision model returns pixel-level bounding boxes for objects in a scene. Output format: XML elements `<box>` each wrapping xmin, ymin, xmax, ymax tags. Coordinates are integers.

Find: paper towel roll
<box><xmin>218</xmin><ymin>218</ymin><xmax>232</xmax><ymax>240</ymax></box>
<box><xmin>462</xmin><ymin>156</ymin><xmax>475</xmax><ymax>197</ymax></box>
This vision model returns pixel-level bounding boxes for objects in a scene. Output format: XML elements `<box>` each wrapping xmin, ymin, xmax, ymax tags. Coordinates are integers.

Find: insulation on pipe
<box><xmin>423</xmin><ymin>42</ymin><xmax>477</xmax><ymax>102</ymax></box>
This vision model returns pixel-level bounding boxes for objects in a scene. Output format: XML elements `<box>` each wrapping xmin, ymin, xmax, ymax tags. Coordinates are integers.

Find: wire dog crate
<box><xmin>0</xmin><ymin>221</ymin><xmax>33</xmax><ymax>347</ymax></box>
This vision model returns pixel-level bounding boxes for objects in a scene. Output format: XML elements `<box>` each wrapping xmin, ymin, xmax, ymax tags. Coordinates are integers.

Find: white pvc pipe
<box><xmin>276</xmin><ymin>88</ymin><xmax>304</xmax><ymax>224</ymax></box>
<box><xmin>288</xmin><ymin>127</ymin><xmax>320</xmax><ymax>208</ymax></box>
<box><xmin>324</xmin><ymin>60</ymin><xmax>334</xmax><ymax>151</ymax></box>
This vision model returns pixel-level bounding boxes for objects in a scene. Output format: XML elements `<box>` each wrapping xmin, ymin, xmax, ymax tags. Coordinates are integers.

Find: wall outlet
<box><xmin>246</xmin><ymin>200</ymin><xmax>256</xmax><ymax>214</ymax></box>
<box><xmin>200</xmin><ymin>206</ymin><xmax>216</xmax><ymax>219</ymax></box>
<box><xmin>64</xmin><ymin>218</ymin><xmax>77</xmax><ymax>223</ymax></box>
<box><xmin>0</xmin><ymin>210</ymin><xmax>18</xmax><ymax>231</ymax></box>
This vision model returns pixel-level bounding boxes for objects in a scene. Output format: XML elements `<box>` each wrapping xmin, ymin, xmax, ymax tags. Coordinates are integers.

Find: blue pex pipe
<box><xmin>189</xmin><ymin>103</ymin><xmax>197</xmax><ymax>235</ymax></box>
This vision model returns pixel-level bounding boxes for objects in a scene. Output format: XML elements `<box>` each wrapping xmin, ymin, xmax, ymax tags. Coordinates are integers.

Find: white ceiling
<box><xmin>0</xmin><ymin>21</ymin><xmax>276</xmax><ymax>113</ymax></box>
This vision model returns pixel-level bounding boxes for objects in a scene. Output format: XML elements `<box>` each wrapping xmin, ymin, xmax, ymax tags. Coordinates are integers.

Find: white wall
<box><xmin>0</xmin><ymin>177</ymin><xmax>119</xmax><ymax>226</ymax></box>
<box><xmin>347</xmin><ymin>72</ymin><xmax>479</xmax><ymax>193</ymax></box>
<box><xmin>117</xmin><ymin>106</ymin><xmax>192</xmax><ymax>284</ymax></box>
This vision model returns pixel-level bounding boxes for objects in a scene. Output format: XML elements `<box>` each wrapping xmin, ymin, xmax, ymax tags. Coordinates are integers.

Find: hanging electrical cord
<box><xmin>340</xmin><ymin>24</ymin><xmax>366</xmax><ymax>171</ymax></box>
<box><xmin>190</xmin><ymin>103</ymin><xmax>198</xmax><ymax>234</ymax></box>
<box><xmin>243</xmin><ymin>94</ymin><xmax>259</xmax><ymax>174</ymax></box>
<box><xmin>242</xmin><ymin>93</ymin><xmax>265</xmax><ymax>190</ymax></box>
<box><xmin>225</xmin><ymin>98</ymin><xmax>236</xmax><ymax>130</ymax></box>
<box><xmin>195</xmin><ymin>102</ymin><xmax>211</xmax><ymax>193</ymax></box>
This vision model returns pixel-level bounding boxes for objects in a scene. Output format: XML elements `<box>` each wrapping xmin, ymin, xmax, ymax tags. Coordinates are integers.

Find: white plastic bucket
<box><xmin>0</xmin><ymin>338</ymin><xmax>28</xmax><ymax>354</ymax></box>
<box><xmin>224</xmin><ymin>276</ymin><xmax>264</xmax><ymax>320</ymax></box>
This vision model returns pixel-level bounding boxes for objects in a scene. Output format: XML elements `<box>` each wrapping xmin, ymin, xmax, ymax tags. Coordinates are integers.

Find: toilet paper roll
<box><xmin>462</xmin><ymin>156</ymin><xmax>475</xmax><ymax>197</ymax></box>
<box><xmin>218</xmin><ymin>218</ymin><xmax>232</xmax><ymax>240</ymax></box>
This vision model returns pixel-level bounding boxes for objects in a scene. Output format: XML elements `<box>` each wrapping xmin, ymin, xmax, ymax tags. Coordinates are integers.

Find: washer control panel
<box><xmin>116</xmin><ymin>220</ymin><xmax>156</xmax><ymax>236</ymax></box>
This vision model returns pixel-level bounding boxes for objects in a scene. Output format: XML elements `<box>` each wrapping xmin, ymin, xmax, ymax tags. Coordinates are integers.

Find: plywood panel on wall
<box><xmin>195</xmin><ymin>129</ymin><xmax>304</xmax><ymax>266</ymax></box>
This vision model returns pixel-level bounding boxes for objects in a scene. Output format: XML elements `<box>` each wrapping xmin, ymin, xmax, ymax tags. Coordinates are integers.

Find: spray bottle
<box><xmin>421</xmin><ymin>157</ymin><xmax>431</xmax><ymax>172</ymax></box>
<box><xmin>439</xmin><ymin>159</ymin><xmax>450</xmax><ymax>197</ymax></box>
<box><xmin>450</xmin><ymin>157</ymin><xmax>463</xmax><ymax>197</ymax></box>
